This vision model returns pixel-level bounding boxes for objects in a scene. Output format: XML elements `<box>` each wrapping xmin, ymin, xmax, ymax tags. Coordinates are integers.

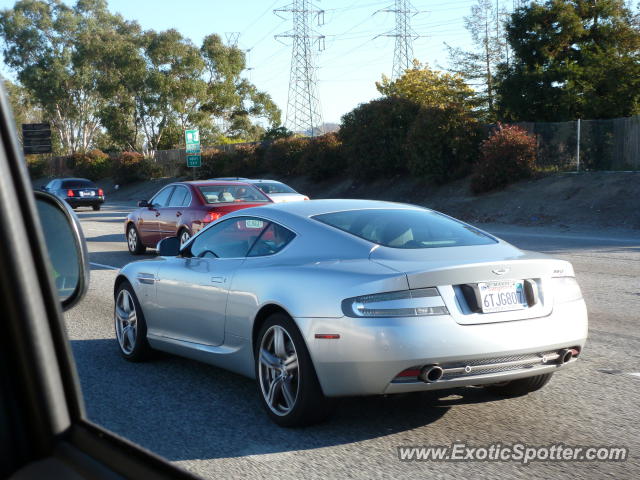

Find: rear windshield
<box><xmin>198</xmin><ymin>185</ymin><xmax>270</xmax><ymax>204</ymax></box>
<box><xmin>313</xmin><ymin>209</ymin><xmax>497</xmax><ymax>249</ymax></box>
<box><xmin>255</xmin><ymin>182</ymin><xmax>296</xmax><ymax>194</ymax></box>
<box><xmin>61</xmin><ymin>179</ymin><xmax>96</xmax><ymax>188</ymax></box>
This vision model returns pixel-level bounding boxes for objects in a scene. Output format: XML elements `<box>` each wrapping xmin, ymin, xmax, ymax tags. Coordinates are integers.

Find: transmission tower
<box><xmin>376</xmin><ymin>1</ymin><xmax>419</xmax><ymax>79</ymax></box>
<box><xmin>275</xmin><ymin>1</ymin><xmax>325</xmax><ymax>136</ymax></box>
<box><xmin>225</xmin><ymin>32</ymin><xmax>240</xmax><ymax>47</ymax></box>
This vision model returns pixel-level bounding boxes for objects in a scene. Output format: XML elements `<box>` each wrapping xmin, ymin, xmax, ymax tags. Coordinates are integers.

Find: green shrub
<box><xmin>471</xmin><ymin>124</ymin><xmax>537</xmax><ymax>194</ymax></box>
<box><xmin>406</xmin><ymin>106</ymin><xmax>481</xmax><ymax>184</ymax></box>
<box><xmin>297</xmin><ymin>132</ymin><xmax>344</xmax><ymax>180</ymax></box>
<box><xmin>26</xmin><ymin>155</ymin><xmax>48</xmax><ymax>179</ymax></box>
<box><xmin>340</xmin><ymin>96</ymin><xmax>420</xmax><ymax>179</ymax></box>
<box><xmin>68</xmin><ymin>149</ymin><xmax>112</xmax><ymax>179</ymax></box>
<box><xmin>113</xmin><ymin>152</ymin><xmax>161</xmax><ymax>184</ymax></box>
<box><xmin>263</xmin><ymin>137</ymin><xmax>309</xmax><ymax>175</ymax></box>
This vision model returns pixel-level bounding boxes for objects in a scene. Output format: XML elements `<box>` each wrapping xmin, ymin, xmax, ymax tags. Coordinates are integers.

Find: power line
<box><xmin>275</xmin><ymin>0</ymin><xmax>325</xmax><ymax>136</ymax></box>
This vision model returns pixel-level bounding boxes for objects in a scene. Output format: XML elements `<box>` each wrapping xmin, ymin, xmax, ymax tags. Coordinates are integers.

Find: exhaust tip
<box><xmin>559</xmin><ymin>349</ymin><xmax>573</xmax><ymax>365</ymax></box>
<box><xmin>420</xmin><ymin>365</ymin><xmax>444</xmax><ymax>383</ymax></box>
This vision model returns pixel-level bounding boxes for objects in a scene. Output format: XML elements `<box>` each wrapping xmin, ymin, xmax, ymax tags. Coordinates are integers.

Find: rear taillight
<box><xmin>98</xmin><ymin>188</ymin><xmax>104</xmax><ymax>196</ymax></box>
<box><xmin>303</xmin><ymin>196</ymin><xmax>310</xmax><ymax>201</ymax></box>
<box><xmin>341</xmin><ymin>288</ymin><xmax>448</xmax><ymax>318</ymax></box>
<box><xmin>67</xmin><ymin>189</ymin><xmax>74</xmax><ymax>197</ymax></box>
<box><xmin>203</xmin><ymin>212</ymin><xmax>221</xmax><ymax>223</ymax></box>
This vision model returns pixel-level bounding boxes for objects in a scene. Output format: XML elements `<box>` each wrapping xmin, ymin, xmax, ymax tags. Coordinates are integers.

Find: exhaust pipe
<box><xmin>558</xmin><ymin>349</ymin><xmax>573</xmax><ymax>365</ymax></box>
<box><xmin>420</xmin><ymin>365</ymin><xmax>444</xmax><ymax>383</ymax></box>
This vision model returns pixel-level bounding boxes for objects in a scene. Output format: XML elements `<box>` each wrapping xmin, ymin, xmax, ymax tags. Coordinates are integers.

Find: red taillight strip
<box><xmin>396</xmin><ymin>369</ymin><xmax>421</xmax><ymax>378</ymax></box>
<box><xmin>314</xmin><ymin>334</ymin><xmax>340</xmax><ymax>339</ymax></box>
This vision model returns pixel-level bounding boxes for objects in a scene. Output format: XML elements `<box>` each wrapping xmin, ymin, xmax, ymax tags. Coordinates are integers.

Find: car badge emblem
<box><xmin>492</xmin><ymin>267</ymin><xmax>510</xmax><ymax>275</ymax></box>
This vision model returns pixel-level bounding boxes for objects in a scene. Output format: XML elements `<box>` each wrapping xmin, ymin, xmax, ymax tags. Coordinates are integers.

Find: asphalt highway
<box><xmin>64</xmin><ymin>203</ymin><xmax>640</xmax><ymax>479</ymax></box>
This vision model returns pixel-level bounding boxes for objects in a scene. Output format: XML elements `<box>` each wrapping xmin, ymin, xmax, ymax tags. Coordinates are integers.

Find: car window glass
<box><xmin>256</xmin><ymin>182</ymin><xmax>296</xmax><ymax>194</ymax></box>
<box><xmin>62</xmin><ymin>179</ymin><xmax>96</xmax><ymax>188</ymax></box>
<box><xmin>313</xmin><ymin>209</ymin><xmax>497</xmax><ymax>249</ymax></box>
<box><xmin>248</xmin><ymin>222</ymin><xmax>296</xmax><ymax>257</ymax></box>
<box><xmin>151</xmin><ymin>186</ymin><xmax>174</xmax><ymax>207</ymax></box>
<box><xmin>168</xmin><ymin>186</ymin><xmax>189</xmax><ymax>207</ymax></box>
<box><xmin>190</xmin><ymin>217</ymin><xmax>269</xmax><ymax>258</ymax></box>
<box><xmin>198</xmin><ymin>185</ymin><xmax>270</xmax><ymax>204</ymax></box>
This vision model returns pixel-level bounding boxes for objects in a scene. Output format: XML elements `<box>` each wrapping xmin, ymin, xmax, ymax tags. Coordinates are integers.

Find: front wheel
<box><xmin>255</xmin><ymin>313</ymin><xmax>333</xmax><ymax>427</ymax></box>
<box><xmin>484</xmin><ymin>373</ymin><xmax>553</xmax><ymax>397</ymax></box>
<box><xmin>114</xmin><ymin>281</ymin><xmax>152</xmax><ymax>362</ymax></box>
<box><xmin>127</xmin><ymin>224</ymin><xmax>146</xmax><ymax>255</ymax></box>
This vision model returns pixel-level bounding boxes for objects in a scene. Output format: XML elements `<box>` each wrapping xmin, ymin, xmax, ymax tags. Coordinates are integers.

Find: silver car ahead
<box><xmin>114</xmin><ymin>199</ymin><xmax>588</xmax><ymax>427</ymax></box>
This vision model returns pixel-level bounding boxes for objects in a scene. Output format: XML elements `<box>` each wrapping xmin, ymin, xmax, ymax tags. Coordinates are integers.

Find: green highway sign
<box><xmin>187</xmin><ymin>154</ymin><xmax>201</xmax><ymax>168</ymax></box>
<box><xmin>185</xmin><ymin>128</ymin><xmax>201</xmax><ymax>168</ymax></box>
<box><xmin>185</xmin><ymin>129</ymin><xmax>200</xmax><ymax>145</ymax></box>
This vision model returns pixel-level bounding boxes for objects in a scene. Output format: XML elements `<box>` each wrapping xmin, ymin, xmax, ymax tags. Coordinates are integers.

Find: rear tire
<box><xmin>114</xmin><ymin>281</ymin><xmax>152</xmax><ymax>362</ymax></box>
<box><xmin>127</xmin><ymin>224</ymin><xmax>146</xmax><ymax>255</ymax></box>
<box><xmin>178</xmin><ymin>228</ymin><xmax>191</xmax><ymax>247</ymax></box>
<box><xmin>255</xmin><ymin>313</ymin><xmax>334</xmax><ymax>427</ymax></box>
<box><xmin>484</xmin><ymin>373</ymin><xmax>553</xmax><ymax>397</ymax></box>
<box><xmin>92</xmin><ymin>205</ymin><xmax>101</xmax><ymax>211</ymax></box>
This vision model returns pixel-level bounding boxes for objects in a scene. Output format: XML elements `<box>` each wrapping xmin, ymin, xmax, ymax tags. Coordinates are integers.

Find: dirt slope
<box><xmin>39</xmin><ymin>171</ymin><xmax>640</xmax><ymax>231</ymax></box>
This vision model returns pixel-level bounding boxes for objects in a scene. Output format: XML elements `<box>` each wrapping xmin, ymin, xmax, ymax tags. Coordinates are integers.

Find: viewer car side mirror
<box><xmin>137</xmin><ymin>200</ymin><xmax>150</xmax><ymax>207</ymax></box>
<box><xmin>34</xmin><ymin>191</ymin><xmax>89</xmax><ymax>311</ymax></box>
<box><xmin>157</xmin><ymin>236</ymin><xmax>180</xmax><ymax>256</ymax></box>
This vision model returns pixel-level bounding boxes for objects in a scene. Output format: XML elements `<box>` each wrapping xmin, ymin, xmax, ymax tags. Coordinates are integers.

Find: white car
<box><xmin>211</xmin><ymin>178</ymin><xmax>309</xmax><ymax>203</ymax></box>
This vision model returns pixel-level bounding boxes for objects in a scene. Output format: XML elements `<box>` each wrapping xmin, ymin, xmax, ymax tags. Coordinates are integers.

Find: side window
<box><xmin>190</xmin><ymin>217</ymin><xmax>269</xmax><ymax>259</ymax></box>
<box><xmin>248</xmin><ymin>222</ymin><xmax>296</xmax><ymax>257</ymax></box>
<box><xmin>151</xmin><ymin>186</ymin><xmax>174</xmax><ymax>207</ymax></box>
<box><xmin>168</xmin><ymin>186</ymin><xmax>189</xmax><ymax>207</ymax></box>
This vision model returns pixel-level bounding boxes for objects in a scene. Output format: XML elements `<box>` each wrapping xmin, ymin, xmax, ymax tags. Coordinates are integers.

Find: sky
<box><xmin>0</xmin><ymin>0</ymin><xmax>488</xmax><ymax>125</ymax></box>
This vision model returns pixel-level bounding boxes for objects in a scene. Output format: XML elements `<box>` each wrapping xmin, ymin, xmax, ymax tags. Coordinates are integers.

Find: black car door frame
<box><xmin>0</xmin><ymin>85</ymin><xmax>198</xmax><ymax>478</ymax></box>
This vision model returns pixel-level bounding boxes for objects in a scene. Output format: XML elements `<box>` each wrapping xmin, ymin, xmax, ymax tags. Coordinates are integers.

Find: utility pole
<box><xmin>275</xmin><ymin>0</ymin><xmax>325</xmax><ymax>136</ymax></box>
<box><xmin>376</xmin><ymin>0</ymin><xmax>419</xmax><ymax>79</ymax></box>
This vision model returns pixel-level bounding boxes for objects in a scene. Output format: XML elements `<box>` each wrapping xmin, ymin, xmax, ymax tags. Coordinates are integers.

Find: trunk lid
<box><xmin>370</xmin><ymin>242</ymin><xmax>571</xmax><ymax>324</ymax></box>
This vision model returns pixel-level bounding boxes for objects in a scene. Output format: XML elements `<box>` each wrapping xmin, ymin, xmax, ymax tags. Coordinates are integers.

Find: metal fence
<box><xmin>514</xmin><ymin>115</ymin><xmax>640</xmax><ymax>171</ymax></box>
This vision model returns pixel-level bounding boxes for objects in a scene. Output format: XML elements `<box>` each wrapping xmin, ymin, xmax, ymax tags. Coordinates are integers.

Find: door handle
<box><xmin>211</xmin><ymin>276</ymin><xmax>226</xmax><ymax>283</ymax></box>
<box><xmin>155</xmin><ymin>211</ymin><xmax>161</xmax><ymax>217</ymax></box>
<box><xmin>176</xmin><ymin>211</ymin><xmax>182</xmax><ymax>217</ymax></box>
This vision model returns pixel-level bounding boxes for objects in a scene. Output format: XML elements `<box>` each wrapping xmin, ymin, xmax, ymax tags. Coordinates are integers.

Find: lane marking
<box><xmin>90</xmin><ymin>262</ymin><xmax>120</xmax><ymax>271</ymax></box>
<box><xmin>628</xmin><ymin>373</ymin><xmax>640</xmax><ymax>379</ymax></box>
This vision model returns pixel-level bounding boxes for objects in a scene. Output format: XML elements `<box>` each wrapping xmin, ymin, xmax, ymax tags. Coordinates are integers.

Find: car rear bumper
<box><xmin>295</xmin><ymin>299</ymin><xmax>588</xmax><ymax>397</ymax></box>
<box><xmin>65</xmin><ymin>197</ymin><xmax>104</xmax><ymax>207</ymax></box>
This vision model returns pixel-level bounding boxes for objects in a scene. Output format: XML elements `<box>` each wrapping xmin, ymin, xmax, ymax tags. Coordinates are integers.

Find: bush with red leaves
<box><xmin>471</xmin><ymin>124</ymin><xmax>537</xmax><ymax>194</ymax></box>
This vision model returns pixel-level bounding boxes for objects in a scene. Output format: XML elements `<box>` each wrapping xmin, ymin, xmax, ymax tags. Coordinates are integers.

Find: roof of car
<box><xmin>179</xmin><ymin>180</ymin><xmax>254</xmax><ymax>187</ymax></box>
<box><xmin>240</xmin><ymin>199</ymin><xmax>426</xmax><ymax>219</ymax></box>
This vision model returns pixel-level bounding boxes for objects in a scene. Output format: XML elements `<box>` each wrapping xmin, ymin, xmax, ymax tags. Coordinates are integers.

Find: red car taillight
<box><xmin>67</xmin><ymin>189</ymin><xmax>74</xmax><ymax>197</ymax></box>
<box><xmin>98</xmin><ymin>188</ymin><xmax>104</xmax><ymax>196</ymax></box>
<box><xmin>203</xmin><ymin>212</ymin><xmax>221</xmax><ymax>223</ymax></box>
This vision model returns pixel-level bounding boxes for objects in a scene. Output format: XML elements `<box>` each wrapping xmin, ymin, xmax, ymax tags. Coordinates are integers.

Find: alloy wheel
<box><xmin>258</xmin><ymin>325</ymin><xmax>300</xmax><ymax>416</ymax></box>
<box><xmin>180</xmin><ymin>230</ymin><xmax>191</xmax><ymax>246</ymax></box>
<box><xmin>115</xmin><ymin>289</ymin><xmax>137</xmax><ymax>355</ymax></box>
<box><xmin>127</xmin><ymin>227</ymin><xmax>138</xmax><ymax>252</ymax></box>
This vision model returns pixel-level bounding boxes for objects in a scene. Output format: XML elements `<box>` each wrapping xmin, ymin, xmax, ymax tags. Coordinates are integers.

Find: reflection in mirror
<box><xmin>35</xmin><ymin>197</ymin><xmax>81</xmax><ymax>304</ymax></box>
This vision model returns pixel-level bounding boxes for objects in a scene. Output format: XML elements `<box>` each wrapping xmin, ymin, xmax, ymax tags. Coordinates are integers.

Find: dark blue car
<box><xmin>42</xmin><ymin>177</ymin><xmax>105</xmax><ymax>211</ymax></box>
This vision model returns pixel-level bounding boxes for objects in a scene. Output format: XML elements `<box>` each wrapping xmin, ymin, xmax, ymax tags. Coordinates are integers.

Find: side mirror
<box><xmin>40</xmin><ymin>185</ymin><xmax>47</xmax><ymax>191</ymax></box>
<box><xmin>137</xmin><ymin>200</ymin><xmax>150</xmax><ymax>208</ymax></box>
<box><xmin>157</xmin><ymin>237</ymin><xmax>180</xmax><ymax>256</ymax></box>
<box><xmin>34</xmin><ymin>191</ymin><xmax>89</xmax><ymax>311</ymax></box>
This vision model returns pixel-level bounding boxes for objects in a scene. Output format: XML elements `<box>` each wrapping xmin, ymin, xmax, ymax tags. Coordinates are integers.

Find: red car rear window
<box><xmin>198</xmin><ymin>185</ymin><xmax>270</xmax><ymax>204</ymax></box>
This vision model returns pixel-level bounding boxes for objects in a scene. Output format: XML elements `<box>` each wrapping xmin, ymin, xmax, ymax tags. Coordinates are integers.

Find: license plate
<box><xmin>79</xmin><ymin>190</ymin><xmax>95</xmax><ymax>197</ymax></box>
<box><xmin>478</xmin><ymin>280</ymin><xmax>527</xmax><ymax>313</ymax></box>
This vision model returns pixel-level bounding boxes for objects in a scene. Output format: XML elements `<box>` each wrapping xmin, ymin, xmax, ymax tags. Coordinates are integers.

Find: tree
<box><xmin>376</xmin><ymin>61</ymin><xmax>478</xmax><ymax>111</ymax></box>
<box><xmin>200</xmin><ymin>34</ymin><xmax>281</xmax><ymax>140</ymax></box>
<box><xmin>446</xmin><ymin>0</ymin><xmax>508</xmax><ymax>119</ymax></box>
<box><xmin>0</xmin><ymin>0</ymin><xmax>115</xmax><ymax>154</ymax></box>
<box><xmin>3</xmin><ymin>79</ymin><xmax>42</xmax><ymax>142</ymax></box>
<box><xmin>497</xmin><ymin>0</ymin><xmax>640</xmax><ymax>121</ymax></box>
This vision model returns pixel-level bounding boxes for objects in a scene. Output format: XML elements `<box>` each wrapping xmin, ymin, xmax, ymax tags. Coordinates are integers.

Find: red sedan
<box><xmin>124</xmin><ymin>181</ymin><xmax>272</xmax><ymax>254</ymax></box>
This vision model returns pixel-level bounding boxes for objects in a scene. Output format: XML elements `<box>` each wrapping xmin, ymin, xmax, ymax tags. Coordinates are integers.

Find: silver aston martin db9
<box><xmin>114</xmin><ymin>199</ymin><xmax>588</xmax><ymax>426</ymax></box>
